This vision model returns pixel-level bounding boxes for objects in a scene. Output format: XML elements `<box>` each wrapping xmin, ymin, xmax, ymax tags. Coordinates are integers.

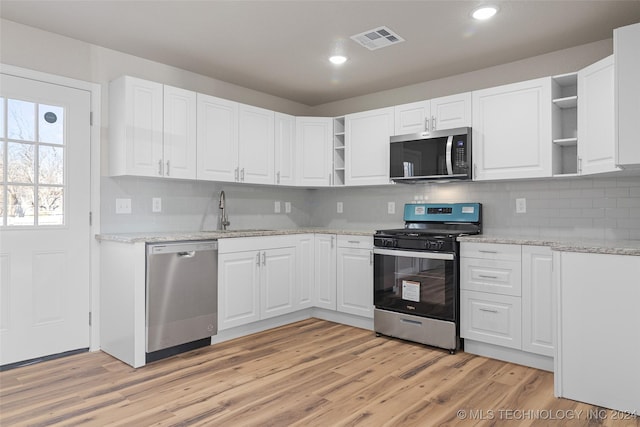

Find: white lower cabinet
<box><xmin>522</xmin><ymin>246</ymin><xmax>554</xmax><ymax>357</ymax></box>
<box><xmin>556</xmin><ymin>251</ymin><xmax>640</xmax><ymax>414</ymax></box>
<box><xmin>314</xmin><ymin>234</ymin><xmax>337</xmax><ymax>310</ymax></box>
<box><xmin>336</xmin><ymin>236</ymin><xmax>374</xmax><ymax>318</ymax></box>
<box><xmin>218</xmin><ymin>236</ymin><xmax>297</xmax><ymax>330</ymax></box>
<box><xmin>460</xmin><ymin>290</ymin><xmax>522</xmax><ymax>349</ymax></box>
<box><xmin>460</xmin><ymin>242</ymin><xmax>554</xmax><ymax>370</ymax></box>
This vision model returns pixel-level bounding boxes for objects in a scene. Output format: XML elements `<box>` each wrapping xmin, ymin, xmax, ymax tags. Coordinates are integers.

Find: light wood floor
<box><xmin>1</xmin><ymin>318</ymin><xmax>638</xmax><ymax>426</ymax></box>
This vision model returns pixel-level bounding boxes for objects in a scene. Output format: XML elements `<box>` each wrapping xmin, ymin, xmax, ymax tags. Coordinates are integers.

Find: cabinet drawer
<box><xmin>461</xmin><ymin>290</ymin><xmax>522</xmax><ymax>350</ymax></box>
<box><xmin>337</xmin><ymin>235</ymin><xmax>373</xmax><ymax>249</ymax></box>
<box><xmin>460</xmin><ymin>257</ymin><xmax>522</xmax><ymax>296</ymax></box>
<box><xmin>460</xmin><ymin>242</ymin><xmax>521</xmax><ymax>261</ymax></box>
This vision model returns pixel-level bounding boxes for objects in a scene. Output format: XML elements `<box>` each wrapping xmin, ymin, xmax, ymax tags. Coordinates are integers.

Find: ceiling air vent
<box><xmin>350</xmin><ymin>26</ymin><xmax>405</xmax><ymax>51</ymax></box>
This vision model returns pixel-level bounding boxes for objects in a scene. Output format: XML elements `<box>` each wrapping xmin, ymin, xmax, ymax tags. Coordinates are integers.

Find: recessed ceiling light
<box><xmin>472</xmin><ymin>6</ymin><xmax>498</xmax><ymax>20</ymax></box>
<box><xmin>329</xmin><ymin>55</ymin><xmax>348</xmax><ymax>65</ymax></box>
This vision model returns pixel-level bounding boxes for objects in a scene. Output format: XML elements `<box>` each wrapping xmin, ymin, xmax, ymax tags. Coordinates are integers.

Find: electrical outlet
<box><xmin>274</xmin><ymin>201</ymin><xmax>281</xmax><ymax>213</ymax></box>
<box><xmin>388</xmin><ymin>201</ymin><xmax>396</xmax><ymax>214</ymax></box>
<box><xmin>285</xmin><ymin>202</ymin><xmax>291</xmax><ymax>213</ymax></box>
<box><xmin>115</xmin><ymin>198</ymin><xmax>131</xmax><ymax>214</ymax></box>
<box><xmin>152</xmin><ymin>197</ymin><xmax>162</xmax><ymax>213</ymax></box>
<box><xmin>516</xmin><ymin>198</ymin><xmax>527</xmax><ymax>214</ymax></box>
<box><xmin>337</xmin><ymin>201</ymin><xmax>343</xmax><ymax>214</ymax></box>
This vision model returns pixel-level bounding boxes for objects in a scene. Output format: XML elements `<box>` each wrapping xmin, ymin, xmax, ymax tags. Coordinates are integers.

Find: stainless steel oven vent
<box><xmin>350</xmin><ymin>26</ymin><xmax>405</xmax><ymax>51</ymax></box>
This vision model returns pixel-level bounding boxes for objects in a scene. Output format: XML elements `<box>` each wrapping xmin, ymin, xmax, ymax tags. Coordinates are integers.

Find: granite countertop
<box><xmin>96</xmin><ymin>228</ymin><xmax>374</xmax><ymax>243</ymax></box>
<box><xmin>457</xmin><ymin>234</ymin><xmax>640</xmax><ymax>256</ymax></box>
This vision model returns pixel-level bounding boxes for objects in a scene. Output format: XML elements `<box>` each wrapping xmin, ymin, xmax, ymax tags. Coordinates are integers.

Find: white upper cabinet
<box><xmin>296</xmin><ymin>117</ymin><xmax>333</xmax><ymax>187</ymax></box>
<box><xmin>109</xmin><ymin>76</ymin><xmax>164</xmax><ymax>177</ymax></box>
<box><xmin>162</xmin><ymin>85</ymin><xmax>197</xmax><ymax>179</ymax></box>
<box><xmin>578</xmin><ymin>55</ymin><xmax>619</xmax><ymax>175</ymax></box>
<box><xmin>614</xmin><ymin>22</ymin><xmax>640</xmax><ymax>168</ymax></box>
<box><xmin>393</xmin><ymin>93</ymin><xmax>471</xmax><ymax>135</ymax></box>
<box><xmin>345</xmin><ymin>107</ymin><xmax>394</xmax><ymax>186</ymax></box>
<box><xmin>238</xmin><ymin>104</ymin><xmax>275</xmax><ymax>184</ymax></box>
<box><xmin>196</xmin><ymin>94</ymin><xmax>238</xmax><ymax>182</ymax></box>
<box><xmin>110</xmin><ymin>77</ymin><xmax>196</xmax><ymax>179</ymax></box>
<box><xmin>394</xmin><ymin>100</ymin><xmax>430</xmax><ymax>135</ymax></box>
<box><xmin>472</xmin><ymin>78</ymin><xmax>552</xmax><ymax>180</ymax></box>
<box><xmin>431</xmin><ymin>93</ymin><xmax>472</xmax><ymax>131</ymax></box>
<box><xmin>274</xmin><ymin>112</ymin><xmax>296</xmax><ymax>186</ymax></box>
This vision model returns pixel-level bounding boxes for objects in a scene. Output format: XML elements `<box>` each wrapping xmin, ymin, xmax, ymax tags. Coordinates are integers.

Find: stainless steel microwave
<box><xmin>390</xmin><ymin>127</ymin><xmax>471</xmax><ymax>182</ymax></box>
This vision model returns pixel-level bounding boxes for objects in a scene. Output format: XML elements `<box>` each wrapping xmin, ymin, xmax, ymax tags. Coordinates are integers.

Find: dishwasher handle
<box><xmin>148</xmin><ymin>241</ymin><xmax>218</xmax><ymax>255</ymax></box>
<box><xmin>177</xmin><ymin>251</ymin><xmax>196</xmax><ymax>258</ymax></box>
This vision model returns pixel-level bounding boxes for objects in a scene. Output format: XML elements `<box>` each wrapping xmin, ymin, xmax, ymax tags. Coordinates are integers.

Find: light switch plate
<box><xmin>388</xmin><ymin>201</ymin><xmax>396</xmax><ymax>214</ymax></box>
<box><xmin>337</xmin><ymin>202</ymin><xmax>343</xmax><ymax>214</ymax></box>
<box><xmin>516</xmin><ymin>198</ymin><xmax>527</xmax><ymax>213</ymax></box>
<box><xmin>152</xmin><ymin>197</ymin><xmax>162</xmax><ymax>213</ymax></box>
<box><xmin>115</xmin><ymin>198</ymin><xmax>131</xmax><ymax>214</ymax></box>
<box><xmin>285</xmin><ymin>202</ymin><xmax>291</xmax><ymax>213</ymax></box>
<box><xmin>274</xmin><ymin>201</ymin><xmax>281</xmax><ymax>213</ymax></box>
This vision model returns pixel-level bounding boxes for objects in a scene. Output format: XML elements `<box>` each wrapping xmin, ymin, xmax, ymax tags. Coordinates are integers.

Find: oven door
<box><xmin>373</xmin><ymin>248</ymin><xmax>457</xmax><ymax>322</ymax></box>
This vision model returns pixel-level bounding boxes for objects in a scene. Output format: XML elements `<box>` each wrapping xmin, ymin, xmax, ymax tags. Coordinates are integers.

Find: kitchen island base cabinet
<box><xmin>555</xmin><ymin>251</ymin><xmax>640</xmax><ymax>414</ymax></box>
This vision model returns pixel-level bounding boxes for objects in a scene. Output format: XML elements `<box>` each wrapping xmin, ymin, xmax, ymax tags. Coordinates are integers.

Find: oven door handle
<box><xmin>373</xmin><ymin>248</ymin><xmax>455</xmax><ymax>261</ymax></box>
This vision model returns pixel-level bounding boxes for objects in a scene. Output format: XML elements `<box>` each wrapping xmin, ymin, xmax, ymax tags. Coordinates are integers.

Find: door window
<box><xmin>1</xmin><ymin>97</ymin><xmax>65</xmax><ymax>226</ymax></box>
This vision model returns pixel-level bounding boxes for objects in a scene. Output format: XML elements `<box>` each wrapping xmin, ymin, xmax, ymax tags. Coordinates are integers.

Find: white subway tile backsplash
<box><xmin>101</xmin><ymin>174</ymin><xmax>640</xmax><ymax>241</ymax></box>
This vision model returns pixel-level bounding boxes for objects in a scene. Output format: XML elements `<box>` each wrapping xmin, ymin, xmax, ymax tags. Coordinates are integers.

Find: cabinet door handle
<box><xmin>256</xmin><ymin>252</ymin><xmax>261</xmax><ymax>266</ymax></box>
<box><xmin>473</xmin><ymin>163</ymin><xmax>477</xmax><ymax>178</ymax></box>
<box><xmin>478</xmin><ymin>274</ymin><xmax>499</xmax><ymax>279</ymax></box>
<box><xmin>234</xmin><ymin>167</ymin><xmax>239</xmax><ymax>182</ymax></box>
<box><xmin>348</xmin><ymin>240</ymin><xmax>360</xmax><ymax>244</ymax></box>
<box><xmin>478</xmin><ymin>250</ymin><xmax>498</xmax><ymax>254</ymax></box>
<box><xmin>262</xmin><ymin>251</ymin><xmax>266</xmax><ymax>266</ymax></box>
<box><xmin>331</xmin><ymin>235</ymin><xmax>335</xmax><ymax>248</ymax></box>
<box><xmin>432</xmin><ymin>116</ymin><xmax>436</xmax><ymax>131</ymax></box>
<box><xmin>479</xmin><ymin>308</ymin><xmax>499</xmax><ymax>314</ymax></box>
<box><xmin>424</xmin><ymin>117</ymin><xmax>429</xmax><ymax>132</ymax></box>
<box><xmin>578</xmin><ymin>157</ymin><xmax>582</xmax><ymax>174</ymax></box>
<box><xmin>370</xmin><ymin>250</ymin><xmax>374</xmax><ymax>265</ymax></box>
<box><xmin>277</xmin><ymin>171</ymin><xmax>280</xmax><ymax>184</ymax></box>
<box><xmin>241</xmin><ymin>168</ymin><xmax>245</xmax><ymax>182</ymax></box>
<box><xmin>158</xmin><ymin>160</ymin><xmax>163</xmax><ymax>176</ymax></box>
<box><xmin>166</xmin><ymin>160</ymin><xmax>170</xmax><ymax>176</ymax></box>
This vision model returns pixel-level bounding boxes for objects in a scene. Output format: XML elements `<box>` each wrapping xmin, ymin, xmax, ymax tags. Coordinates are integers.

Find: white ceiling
<box><xmin>2</xmin><ymin>1</ymin><xmax>640</xmax><ymax>106</ymax></box>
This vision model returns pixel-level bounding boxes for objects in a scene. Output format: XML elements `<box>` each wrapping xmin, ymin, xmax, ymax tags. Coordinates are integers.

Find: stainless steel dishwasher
<box><xmin>146</xmin><ymin>241</ymin><xmax>218</xmax><ymax>359</ymax></box>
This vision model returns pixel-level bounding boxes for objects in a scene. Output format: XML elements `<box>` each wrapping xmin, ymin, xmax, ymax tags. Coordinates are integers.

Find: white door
<box><xmin>394</xmin><ymin>100</ymin><xmax>430</xmax><ymax>135</ymax></box>
<box><xmin>431</xmin><ymin>92</ymin><xmax>472</xmax><ymax>131</ymax></box>
<box><xmin>0</xmin><ymin>74</ymin><xmax>91</xmax><ymax>366</ymax></box>
<box><xmin>313</xmin><ymin>234</ymin><xmax>336</xmax><ymax>310</ymax></box>
<box><xmin>274</xmin><ymin>112</ymin><xmax>296</xmax><ymax>186</ymax></box>
<box><xmin>218</xmin><ymin>251</ymin><xmax>260</xmax><ymax>330</ymax></box>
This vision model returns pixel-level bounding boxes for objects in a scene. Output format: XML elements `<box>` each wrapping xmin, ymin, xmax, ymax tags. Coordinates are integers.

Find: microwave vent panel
<box><xmin>350</xmin><ymin>26</ymin><xmax>405</xmax><ymax>51</ymax></box>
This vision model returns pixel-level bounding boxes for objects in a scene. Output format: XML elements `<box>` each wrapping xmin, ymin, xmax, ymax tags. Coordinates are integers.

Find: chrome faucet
<box><xmin>219</xmin><ymin>190</ymin><xmax>230</xmax><ymax>230</ymax></box>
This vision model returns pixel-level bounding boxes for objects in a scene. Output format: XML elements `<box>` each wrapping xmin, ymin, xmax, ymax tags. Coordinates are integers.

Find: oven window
<box><xmin>374</xmin><ymin>252</ymin><xmax>456</xmax><ymax>321</ymax></box>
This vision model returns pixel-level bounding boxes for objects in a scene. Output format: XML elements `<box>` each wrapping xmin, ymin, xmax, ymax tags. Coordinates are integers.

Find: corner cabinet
<box><xmin>110</xmin><ymin>76</ymin><xmax>197</xmax><ymax>179</ymax></box>
<box><xmin>296</xmin><ymin>117</ymin><xmax>333</xmax><ymax>186</ymax></box>
<box><xmin>394</xmin><ymin>92</ymin><xmax>471</xmax><ymax>136</ymax></box>
<box><xmin>472</xmin><ymin>78</ymin><xmax>552</xmax><ymax>181</ymax></box>
<box><xmin>345</xmin><ymin>107</ymin><xmax>394</xmax><ymax>186</ymax></box>
<box><xmin>614</xmin><ymin>22</ymin><xmax>640</xmax><ymax>168</ymax></box>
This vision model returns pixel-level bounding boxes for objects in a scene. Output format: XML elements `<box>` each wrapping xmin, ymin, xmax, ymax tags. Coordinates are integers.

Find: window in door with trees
<box><xmin>0</xmin><ymin>96</ymin><xmax>65</xmax><ymax>227</ymax></box>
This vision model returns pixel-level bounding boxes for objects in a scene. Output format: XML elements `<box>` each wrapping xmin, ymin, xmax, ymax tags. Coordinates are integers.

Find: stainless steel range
<box><xmin>373</xmin><ymin>203</ymin><xmax>481</xmax><ymax>353</ymax></box>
